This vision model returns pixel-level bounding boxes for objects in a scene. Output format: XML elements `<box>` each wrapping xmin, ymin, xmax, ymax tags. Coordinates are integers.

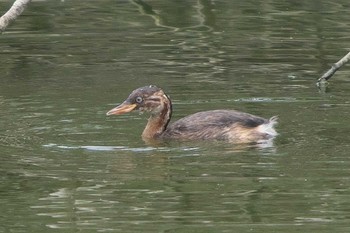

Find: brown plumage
<box><xmin>106</xmin><ymin>85</ymin><xmax>278</xmax><ymax>144</ymax></box>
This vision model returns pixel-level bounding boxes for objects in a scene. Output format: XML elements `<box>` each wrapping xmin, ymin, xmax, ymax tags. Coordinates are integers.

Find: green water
<box><xmin>1</xmin><ymin>0</ymin><xmax>350</xmax><ymax>232</ymax></box>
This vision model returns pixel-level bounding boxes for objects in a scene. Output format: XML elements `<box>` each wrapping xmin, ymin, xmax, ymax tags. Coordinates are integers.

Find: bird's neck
<box><xmin>142</xmin><ymin>95</ymin><xmax>172</xmax><ymax>140</ymax></box>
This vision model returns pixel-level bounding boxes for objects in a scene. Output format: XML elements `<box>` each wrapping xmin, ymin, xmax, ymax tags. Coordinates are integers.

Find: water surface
<box><xmin>1</xmin><ymin>0</ymin><xmax>350</xmax><ymax>232</ymax></box>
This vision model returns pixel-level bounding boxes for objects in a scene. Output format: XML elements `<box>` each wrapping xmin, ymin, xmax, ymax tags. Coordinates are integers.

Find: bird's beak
<box><xmin>106</xmin><ymin>103</ymin><xmax>137</xmax><ymax>116</ymax></box>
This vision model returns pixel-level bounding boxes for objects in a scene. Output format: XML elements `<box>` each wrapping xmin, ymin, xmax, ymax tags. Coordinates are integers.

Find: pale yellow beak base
<box><xmin>106</xmin><ymin>103</ymin><xmax>137</xmax><ymax>116</ymax></box>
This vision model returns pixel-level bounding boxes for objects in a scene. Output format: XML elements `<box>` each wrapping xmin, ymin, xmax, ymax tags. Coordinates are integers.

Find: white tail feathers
<box><xmin>257</xmin><ymin>116</ymin><xmax>278</xmax><ymax>138</ymax></box>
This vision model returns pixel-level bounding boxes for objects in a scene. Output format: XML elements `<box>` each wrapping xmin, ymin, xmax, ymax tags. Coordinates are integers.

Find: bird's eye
<box><xmin>135</xmin><ymin>96</ymin><xmax>143</xmax><ymax>103</ymax></box>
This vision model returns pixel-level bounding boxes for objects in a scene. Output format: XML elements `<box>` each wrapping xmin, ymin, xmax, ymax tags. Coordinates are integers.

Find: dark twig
<box><xmin>317</xmin><ymin>51</ymin><xmax>350</xmax><ymax>84</ymax></box>
<box><xmin>0</xmin><ymin>0</ymin><xmax>31</xmax><ymax>33</ymax></box>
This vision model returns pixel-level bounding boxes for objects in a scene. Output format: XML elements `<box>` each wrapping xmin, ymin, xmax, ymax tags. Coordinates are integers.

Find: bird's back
<box><xmin>162</xmin><ymin>110</ymin><xmax>276</xmax><ymax>142</ymax></box>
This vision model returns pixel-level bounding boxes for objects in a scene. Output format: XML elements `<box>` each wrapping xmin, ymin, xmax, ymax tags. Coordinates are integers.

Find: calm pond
<box><xmin>1</xmin><ymin>0</ymin><xmax>350</xmax><ymax>232</ymax></box>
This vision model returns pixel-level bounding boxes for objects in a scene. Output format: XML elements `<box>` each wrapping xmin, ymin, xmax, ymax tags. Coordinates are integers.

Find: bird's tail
<box><xmin>257</xmin><ymin>116</ymin><xmax>278</xmax><ymax>138</ymax></box>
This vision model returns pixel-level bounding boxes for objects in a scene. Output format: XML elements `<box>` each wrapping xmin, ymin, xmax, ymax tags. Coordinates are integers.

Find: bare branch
<box><xmin>0</xmin><ymin>0</ymin><xmax>32</xmax><ymax>33</ymax></box>
<box><xmin>317</xmin><ymin>51</ymin><xmax>350</xmax><ymax>83</ymax></box>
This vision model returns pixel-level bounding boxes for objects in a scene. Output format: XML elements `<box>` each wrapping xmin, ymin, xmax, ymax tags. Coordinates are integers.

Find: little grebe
<box><xmin>106</xmin><ymin>85</ymin><xmax>278</xmax><ymax>143</ymax></box>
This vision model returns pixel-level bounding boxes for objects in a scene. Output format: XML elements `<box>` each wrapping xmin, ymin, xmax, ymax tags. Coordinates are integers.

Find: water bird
<box><xmin>106</xmin><ymin>85</ymin><xmax>278</xmax><ymax>144</ymax></box>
